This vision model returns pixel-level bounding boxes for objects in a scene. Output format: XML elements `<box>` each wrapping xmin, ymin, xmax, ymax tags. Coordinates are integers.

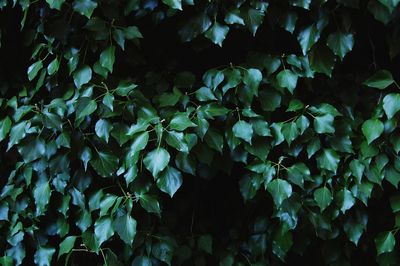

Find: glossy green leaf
<box><xmin>375</xmin><ymin>231</ymin><xmax>396</xmax><ymax>255</ymax></box>
<box><xmin>90</xmin><ymin>151</ymin><xmax>119</xmax><ymax>177</ymax></box>
<box><xmin>314</xmin><ymin>187</ymin><xmax>333</xmax><ymax>211</ymax></box>
<box><xmin>100</xmin><ymin>46</ymin><xmax>115</xmax><ymax>73</ymax></box>
<box><xmin>34</xmin><ymin>247</ymin><xmax>55</xmax><ymax>266</ymax></box>
<box><xmin>205</xmin><ymin>22</ymin><xmax>229</xmax><ymax>47</ymax></box>
<box><xmin>94</xmin><ymin>217</ymin><xmax>115</xmax><ymax>246</ymax></box>
<box><xmin>114</xmin><ymin>213</ymin><xmax>137</xmax><ymax>245</ymax></box>
<box><xmin>362</xmin><ymin>119</ymin><xmax>384</xmax><ymax>144</ymax></box>
<box><xmin>363</xmin><ymin>70</ymin><xmax>394</xmax><ymax>89</ymax></box>
<box><xmin>58</xmin><ymin>236</ymin><xmax>76</xmax><ymax>259</ymax></box>
<box><xmin>73</xmin><ymin>0</ymin><xmax>97</xmax><ymax>18</ymax></box>
<box><xmin>383</xmin><ymin>93</ymin><xmax>400</xmax><ymax>119</ymax></box>
<box><xmin>232</xmin><ymin>120</ymin><xmax>253</xmax><ymax>144</ymax></box>
<box><xmin>143</xmin><ymin>148</ymin><xmax>170</xmax><ymax>177</ymax></box>
<box><xmin>162</xmin><ymin>0</ymin><xmax>182</xmax><ymax>10</ymax></box>
<box><xmin>157</xmin><ymin>166</ymin><xmax>183</xmax><ymax>197</ymax></box>
<box><xmin>327</xmin><ymin>32</ymin><xmax>354</xmax><ymax>59</ymax></box>
<box><xmin>276</xmin><ymin>69</ymin><xmax>298</xmax><ymax>93</ymax></box>
<box><xmin>267</xmin><ymin>179</ymin><xmax>292</xmax><ymax>207</ymax></box>
<box><xmin>73</xmin><ymin>65</ymin><xmax>92</xmax><ymax>88</ymax></box>
<box><xmin>95</xmin><ymin>119</ymin><xmax>113</xmax><ymax>143</ymax></box>
<box><xmin>316</xmin><ymin>149</ymin><xmax>340</xmax><ymax>173</ymax></box>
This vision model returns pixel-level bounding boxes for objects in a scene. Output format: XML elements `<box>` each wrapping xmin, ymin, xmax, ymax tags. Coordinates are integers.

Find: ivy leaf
<box><xmin>128</xmin><ymin>131</ymin><xmax>149</xmax><ymax>157</ymax></box>
<box><xmin>46</xmin><ymin>0</ymin><xmax>64</xmax><ymax>10</ymax></box>
<box><xmin>124</xmin><ymin>26</ymin><xmax>143</xmax><ymax>39</ymax></box>
<box><xmin>310</xmin><ymin>44</ymin><xmax>336</xmax><ymax>77</ymax></box>
<box><xmin>139</xmin><ymin>194</ymin><xmax>161</xmax><ymax>215</ymax></box>
<box><xmin>115</xmin><ymin>80</ymin><xmax>137</xmax><ymax>96</ymax></box>
<box><xmin>383</xmin><ymin>93</ymin><xmax>400</xmax><ymax>119</ymax></box>
<box><xmin>232</xmin><ymin>120</ymin><xmax>253</xmax><ymax>144</ymax></box>
<box><xmin>157</xmin><ymin>166</ymin><xmax>183</xmax><ymax>197</ymax></box>
<box><xmin>102</xmin><ymin>93</ymin><xmax>114</xmax><ymax>111</ymax></box>
<box><xmin>47</xmin><ymin>57</ymin><xmax>60</xmax><ymax>75</ymax></box>
<box><xmin>100</xmin><ymin>46</ymin><xmax>115</xmax><ymax>73</ymax></box>
<box><xmin>314</xmin><ymin>114</ymin><xmax>335</xmax><ymax>134</ymax></box>
<box><xmin>90</xmin><ymin>151</ymin><xmax>119</xmax><ymax>177</ymax></box>
<box><xmin>314</xmin><ymin>187</ymin><xmax>333</xmax><ymax>211</ymax></box>
<box><xmin>73</xmin><ymin>65</ymin><xmax>92</xmax><ymax>88</ymax></box>
<box><xmin>114</xmin><ymin>213</ymin><xmax>137</xmax><ymax>245</ymax></box>
<box><xmin>58</xmin><ymin>236</ymin><xmax>77</xmax><ymax>259</ymax></box>
<box><xmin>281</xmin><ymin>122</ymin><xmax>299</xmax><ymax>145</ymax></box>
<box><xmin>267</xmin><ymin>179</ymin><xmax>292</xmax><ymax>207</ymax></box>
<box><xmin>327</xmin><ymin>32</ymin><xmax>354</xmax><ymax>59</ymax></box>
<box><xmin>276</xmin><ymin>69</ymin><xmax>298</xmax><ymax>93</ymax></box>
<box><xmin>168</xmin><ymin>113</ymin><xmax>196</xmax><ymax>131</ymax></box>
<box><xmin>34</xmin><ymin>246</ymin><xmax>55</xmax><ymax>266</ymax></box>
<box><xmin>143</xmin><ymin>148</ymin><xmax>170</xmax><ymax>177</ymax></box>
<box><xmin>27</xmin><ymin>60</ymin><xmax>43</xmax><ymax>81</ymax></box>
<box><xmin>75</xmin><ymin>97</ymin><xmax>97</xmax><ymax>121</ymax></box>
<box><xmin>243</xmin><ymin>7</ymin><xmax>265</xmax><ymax>36</ymax></box>
<box><xmin>132</xmin><ymin>256</ymin><xmax>152</xmax><ymax>266</ymax></box>
<box><xmin>363</xmin><ymin>70</ymin><xmax>394</xmax><ymax>89</ymax></box>
<box><xmin>243</xmin><ymin>68</ymin><xmax>262</xmax><ymax>94</ymax></box>
<box><xmin>375</xmin><ymin>231</ymin><xmax>396</xmax><ymax>255</ymax></box>
<box><xmin>205</xmin><ymin>22</ymin><xmax>229</xmax><ymax>47</ymax></box>
<box><xmin>0</xmin><ymin>116</ymin><xmax>11</xmax><ymax>142</ymax></box>
<box><xmin>336</xmin><ymin>189</ymin><xmax>356</xmax><ymax>213</ymax></box>
<box><xmin>162</xmin><ymin>0</ymin><xmax>182</xmax><ymax>10</ymax></box>
<box><xmin>80</xmin><ymin>147</ymin><xmax>92</xmax><ymax>171</ymax></box>
<box><xmin>316</xmin><ymin>149</ymin><xmax>340</xmax><ymax>173</ymax></box>
<box><xmin>94</xmin><ymin>217</ymin><xmax>115</xmax><ymax>246</ymax></box>
<box><xmin>152</xmin><ymin>240</ymin><xmax>175</xmax><ymax>266</ymax></box>
<box><xmin>361</xmin><ymin>119</ymin><xmax>384</xmax><ymax>144</ymax></box>
<box><xmin>73</xmin><ymin>0</ymin><xmax>98</xmax><ymax>18</ymax></box>
<box><xmin>33</xmin><ymin>179</ymin><xmax>51</xmax><ymax>216</ymax></box>
<box><xmin>95</xmin><ymin>119</ymin><xmax>113</xmax><ymax>143</ymax></box>
<box><xmin>298</xmin><ymin>24</ymin><xmax>321</xmax><ymax>55</ymax></box>
<box><xmin>7</xmin><ymin>121</ymin><xmax>28</xmax><ymax>150</ymax></box>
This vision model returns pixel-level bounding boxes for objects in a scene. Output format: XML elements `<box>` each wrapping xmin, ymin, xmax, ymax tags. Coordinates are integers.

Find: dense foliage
<box><xmin>1</xmin><ymin>0</ymin><xmax>400</xmax><ymax>265</ymax></box>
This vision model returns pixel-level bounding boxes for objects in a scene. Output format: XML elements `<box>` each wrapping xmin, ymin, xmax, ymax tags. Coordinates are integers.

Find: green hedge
<box><xmin>1</xmin><ymin>0</ymin><xmax>400</xmax><ymax>265</ymax></box>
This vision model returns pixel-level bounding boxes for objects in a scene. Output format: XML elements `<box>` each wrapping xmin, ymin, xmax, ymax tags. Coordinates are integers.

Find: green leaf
<box><xmin>46</xmin><ymin>0</ymin><xmax>64</xmax><ymax>10</ymax></box>
<box><xmin>143</xmin><ymin>148</ymin><xmax>170</xmax><ymax>177</ymax></box>
<box><xmin>73</xmin><ymin>65</ymin><xmax>92</xmax><ymax>88</ymax></box>
<box><xmin>327</xmin><ymin>32</ymin><xmax>354</xmax><ymax>59</ymax></box>
<box><xmin>168</xmin><ymin>113</ymin><xmax>196</xmax><ymax>131</ymax></box>
<box><xmin>27</xmin><ymin>60</ymin><xmax>43</xmax><ymax>81</ymax></box>
<box><xmin>314</xmin><ymin>114</ymin><xmax>335</xmax><ymax>134</ymax></box>
<box><xmin>310</xmin><ymin>44</ymin><xmax>336</xmax><ymax>77</ymax></box>
<box><xmin>102</xmin><ymin>93</ymin><xmax>114</xmax><ymax>111</ymax></box>
<box><xmin>0</xmin><ymin>202</ymin><xmax>8</xmax><ymax>221</ymax></box>
<box><xmin>8</xmin><ymin>120</ymin><xmax>28</xmax><ymax>149</ymax></box>
<box><xmin>297</xmin><ymin>24</ymin><xmax>321</xmax><ymax>55</ymax></box>
<box><xmin>100</xmin><ymin>46</ymin><xmax>115</xmax><ymax>73</ymax></box>
<box><xmin>34</xmin><ymin>246</ymin><xmax>55</xmax><ymax>266</ymax></box>
<box><xmin>316</xmin><ymin>149</ymin><xmax>340</xmax><ymax>173</ymax></box>
<box><xmin>80</xmin><ymin>147</ymin><xmax>92</xmax><ymax>171</ymax></box>
<box><xmin>124</xmin><ymin>26</ymin><xmax>143</xmax><ymax>39</ymax></box>
<box><xmin>128</xmin><ymin>131</ymin><xmax>149</xmax><ymax>158</ymax></box>
<box><xmin>243</xmin><ymin>68</ymin><xmax>262</xmax><ymax>94</ymax></box>
<box><xmin>139</xmin><ymin>194</ymin><xmax>161</xmax><ymax>215</ymax></box>
<box><xmin>224</xmin><ymin>9</ymin><xmax>245</xmax><ymax>25</ymax></box>
<box><xmin>95</xmin><ymin>119</ymin><xmax>113</xmax><ymax>143</ymax></box>
<box><xmin>276</xmin><ymin>69</ymin><xmax>298</xmax><ymax>93</ymax></box>
<box><xmin>267</xmin><ymin>179</ymin><xmax>292</xmax><ymax>207</ymax></box>
<box><xmin>157</xmin><ymin>166</ymin><xmax>183</xmax><ymax>197</ymax></box>
<box><xmin>152</xmin><ymin>241</ymin><xmax>174</xmax><ymax>266</ymax></box>
<box><xmin>94</xmin><ymin>217</ymin><xmax>115</xmax><ymax>246</ymax></box>
<box><xmin>114</xmin><ymin>213</ymin><xmax>137</xmax><ymax>245</ymax></box>
<box><xmin>132</xmin><ymin>256</ymin><xmax>152</xmax><ymax>266</ymax></box>
<box><xmin>162</xmin><ymin>0</ymin><xmax>182</xmax><ymax>10</ymax></box>
<box><xmin>58</xmin><ymin>236</ymin><xmax>77</xmax><ymax>259</ymax></box>
<box><xmin>47</xmin><ymin>57</ymin><xmax>60</xmax><ymax>75</ymax></box>
<box><xmin>90</xmin><ymin>151</ymin><xmax>119</xmax><ymax>177</ymax></box>
<box><xmin>33</xmin><ymin>180</ymin><xmax>51</xmax><ymax>216</ymax></box>
<box><xmin>0</xmin><ymin>116</ymin><xmax>11</xmax><ymax>142</ymax></box>
<box><xmin>73</xmin><ymin>0</ymin><xmax>97</xmax><ymax>18</ymax></box>
<box><xmin>314</xmin><ymin>187</ymin><xmax>333</xmax><ymax>211</ymax></box>
<box><xmin>18</xmin><ymin>137</ymin><xmax>46</xmax><ymax>163</ymax></box>
<box><xmin>76</xmin><ymin>97</ymin><xmax>97</xmax><ymax>121</ymax></box>
<box><xmin>281</xmin><ymin>122</ymin><xmax>299</xmax><ymax>145</ymax></box>
<box><xmin>363</xmin><ymin>70</ymin><xmax>394</xmax><ymax>89</ymax></box>
<box><xmin>166</xmin><ymin>131</ymin><xmax>189</xmax><ymax>153</ymax></box>
<box><xmin>336</xmin><ymin>189</ymin><xmax>355</xmax><ymax>213</ymax></box>
<box><xmin>361</xmin><ymin>119</ymin><xmax>384</xmax><ymax>144</ymax></box>
<box><xmin>243</xmin><ymin>7</ymin><xmax>265</xmax><ymax>36</ymax></box>
<box><xmin>195</xmin><ymin>87</ymin><xmax>217</xmax><ymax>101</ymax></box>
<box><xmin>115</xmin><ymin>80</ymin><xmax>137</xmax><ymax>96</ymax></box>
<box><xmin>205</xmin><ymin>22</ymin><xmax>229</xmax><ymax>47</ymax></box>
<box><xmin>232</xmin><ymin>120</ymin><xmax>253</xmax><ymax>144</ymax></box>
<box><xmin>383</xmin><ymin>93</ymin><xmax>400</xmax><ymax>119</ymax></box>
<box><xmin>375</xmin><ymin>231</ymin><xmax>396</xmax><ymax>255</ymax></box>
